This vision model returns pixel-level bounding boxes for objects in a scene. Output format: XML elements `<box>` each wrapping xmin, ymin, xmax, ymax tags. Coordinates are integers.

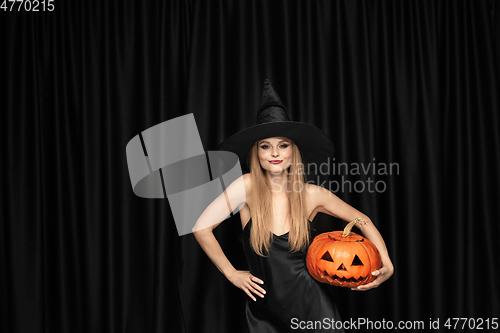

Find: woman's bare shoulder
<box><xmin>242</xmin><ymin>173</ymin><xmax>253</xmax><ymax>192</ymax></box>
<box><xmin>304</xmin><ymin>183</ymin><xmax>326</xmax><ymax>199</ymax></box>
<box><xmin>304</xmin><ymin>183</ymin><xmax>334</xmax><ymax>211</ymax></box>
<box><xmin>305</xmin><ymin>183</ymin><xmax>333</xmax><ymax>197</ymax></box>
<box><xmin>238</xmin><ymin>174</ymin><xmax>253</xmax><ymax>226</ymax></box>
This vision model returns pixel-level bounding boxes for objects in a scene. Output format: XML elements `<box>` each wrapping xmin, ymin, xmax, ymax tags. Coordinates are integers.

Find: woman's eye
<box><xmin>260</xmin><ymin>143</ymin><xmax>290</xmax><ymax>149</ymax></box>
<box><xmin>260</xmin><ymin>143</ymin><xmax>289</xmax><ymax>149</ymax></box>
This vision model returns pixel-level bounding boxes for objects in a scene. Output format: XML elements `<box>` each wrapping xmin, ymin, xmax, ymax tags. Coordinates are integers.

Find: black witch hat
<box><xmin>217</xmin><ymin>79</ymin><xmax>334</xmax><ymax>172</ymax></box>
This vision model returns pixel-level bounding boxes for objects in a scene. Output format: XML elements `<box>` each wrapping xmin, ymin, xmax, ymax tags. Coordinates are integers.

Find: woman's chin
<box><xmin>267</xmin><ymin>165</ymin><xmax>287</xmax><ymax>174</ymax></box>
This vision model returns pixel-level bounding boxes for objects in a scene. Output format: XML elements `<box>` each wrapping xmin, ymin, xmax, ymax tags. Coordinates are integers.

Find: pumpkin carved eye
<box><xmin>321</xmin><ymin>251</ymin><xmax>333</xmax><ymax>262</ymax></box>
<box><xmin>351</xmin><ymin>255</ymin><xmax>364</xmax><ymax>266</ymax></box>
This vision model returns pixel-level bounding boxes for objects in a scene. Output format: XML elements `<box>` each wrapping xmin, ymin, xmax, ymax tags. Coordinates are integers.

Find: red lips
<box><xmin>269</xmin><ymin>160</ymin><xmax>283</xmax><ymax>164</ymax></box>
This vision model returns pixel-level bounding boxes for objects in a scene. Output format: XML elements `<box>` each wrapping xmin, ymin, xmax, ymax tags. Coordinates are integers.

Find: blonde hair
<box><xmin>247</xmin><ymin>139</ymin><xmax>310</xmax><ymax>256</ymax></box>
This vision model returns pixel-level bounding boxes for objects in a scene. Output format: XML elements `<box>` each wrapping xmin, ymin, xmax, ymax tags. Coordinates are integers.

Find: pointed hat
<box><xmin>217</xmin><ymin>79</ymin><xmax>334</xmax><ymax>172</ymax></box>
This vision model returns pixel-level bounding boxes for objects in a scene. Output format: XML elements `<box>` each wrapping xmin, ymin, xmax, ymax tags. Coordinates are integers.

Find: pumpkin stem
<box><xmin>342</xmin><ymin>218</ymin><xmax>364</xmax><ymax>237</ymax></box>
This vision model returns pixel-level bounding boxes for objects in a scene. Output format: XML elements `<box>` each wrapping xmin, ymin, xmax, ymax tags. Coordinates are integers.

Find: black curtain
<box><xmin>2</xmin><ymin>0</ymin><xmax>500</xmax><ymax>332</ymax></box>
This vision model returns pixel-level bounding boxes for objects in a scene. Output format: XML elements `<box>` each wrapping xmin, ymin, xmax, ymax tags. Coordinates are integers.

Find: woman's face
<box><xmin>257</xmin><ymin>137</ymin><xmax>293</xmax><ymax>174</ymax></box>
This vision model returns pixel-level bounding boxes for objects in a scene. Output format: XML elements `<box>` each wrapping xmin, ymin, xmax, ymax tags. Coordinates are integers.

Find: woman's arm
<box><xmin>349</xmin><ymin>218</ymin><xmax>394</xmax><ymax>291</ymax></box>
<box><xmin>307</xmin><ymin>184</ymin><xmax>394</xmax><ymax>291</ymax></box>
<box><xmin>192</xmin><ymin>174</ymin><xmax>266</xmax><ymax>301</ymax></box>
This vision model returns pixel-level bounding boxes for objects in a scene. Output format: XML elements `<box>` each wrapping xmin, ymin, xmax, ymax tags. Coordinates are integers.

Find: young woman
<box><xmin>193</xmin><ymin>80</ymin><xmax>394</xmax><ymax>332</ymax></box>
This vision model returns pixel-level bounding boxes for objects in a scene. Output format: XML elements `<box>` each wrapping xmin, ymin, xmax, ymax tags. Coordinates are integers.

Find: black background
<box><xmin>2</xmin><ymin>1</ymin><xmax>500</xmax><ymax>332</ymax></box>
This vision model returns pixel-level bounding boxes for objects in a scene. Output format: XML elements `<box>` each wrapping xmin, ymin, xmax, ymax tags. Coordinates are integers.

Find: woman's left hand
<box><xmin>351</xmin><ymin>265</ymin><xmax>394</xmax><ymax>291</ymax></box>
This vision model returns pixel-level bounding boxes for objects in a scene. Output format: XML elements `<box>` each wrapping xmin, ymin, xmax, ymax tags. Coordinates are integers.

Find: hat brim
<box><xmin>217</xmin><ymin>121</ymin><xmax>334</xmax><ymax>172</ymax></box>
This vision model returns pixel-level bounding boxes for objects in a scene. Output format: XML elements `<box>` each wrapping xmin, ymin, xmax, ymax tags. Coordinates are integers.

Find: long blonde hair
<box><xmin>247</xmin><ymin>139</ymin><xmax>310</xmax><ymax>256</ymax></box>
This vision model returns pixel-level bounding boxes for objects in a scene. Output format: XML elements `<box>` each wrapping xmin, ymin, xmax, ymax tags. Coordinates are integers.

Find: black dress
<box><xmin>238</xmin><ymin>218</ymin><xmax>345</xmax><ymax>333</ymax></box>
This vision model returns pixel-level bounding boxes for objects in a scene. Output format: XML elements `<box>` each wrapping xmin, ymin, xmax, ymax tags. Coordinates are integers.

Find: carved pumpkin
<box><xmin>306</xmin><ymin>218</ymin><xmax>382</xmax><ymax>288</ymax></box>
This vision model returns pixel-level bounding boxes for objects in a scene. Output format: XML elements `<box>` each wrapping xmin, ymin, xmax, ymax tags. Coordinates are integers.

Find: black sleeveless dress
<box><xmin>238</xmin><ymin>218</ymin><xmax>345</xmax><ymax>333</ymax></box>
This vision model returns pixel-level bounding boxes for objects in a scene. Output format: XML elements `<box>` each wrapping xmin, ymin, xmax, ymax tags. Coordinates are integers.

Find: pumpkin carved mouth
<box><xmin>319</xmin><ymin>271</ymin><xmax>370</xmax><ymax>286</ymax></box>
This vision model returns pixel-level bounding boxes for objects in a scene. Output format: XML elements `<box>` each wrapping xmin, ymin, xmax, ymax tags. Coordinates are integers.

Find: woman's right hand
<box><xmin>227</xmin><ymin>270</ymin><xmax>266</xmax><ymax>302</ymax></box>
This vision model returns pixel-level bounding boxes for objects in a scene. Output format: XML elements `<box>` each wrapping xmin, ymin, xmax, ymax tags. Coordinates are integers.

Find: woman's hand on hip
<box><xmin>227</xmin><ymin>270</ymin><xmax>266</xmax><ymax>301</ymax></box>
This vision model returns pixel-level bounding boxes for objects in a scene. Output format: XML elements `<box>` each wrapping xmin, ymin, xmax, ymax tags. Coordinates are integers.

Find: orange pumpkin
<box><xmin>306</xmin><ymin>218</ymin><xmax>382</xmax><ymax>288</ymax></box>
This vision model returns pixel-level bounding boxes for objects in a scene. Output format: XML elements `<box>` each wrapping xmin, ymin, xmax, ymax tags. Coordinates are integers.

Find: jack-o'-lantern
<box><xmin>306</xmin><ymin>218</ymin><xmax>382</xmax><ymax>288</ymax></box>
